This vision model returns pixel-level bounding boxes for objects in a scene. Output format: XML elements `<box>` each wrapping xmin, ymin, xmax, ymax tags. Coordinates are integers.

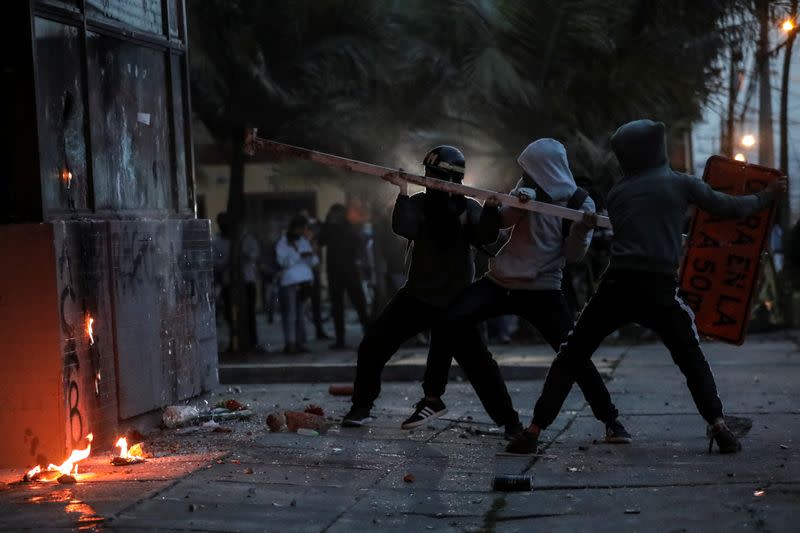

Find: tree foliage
<box><xmin>188</xmin><ymin>0</ymin><xmax>752</xmax><ymax>193</ymax></box>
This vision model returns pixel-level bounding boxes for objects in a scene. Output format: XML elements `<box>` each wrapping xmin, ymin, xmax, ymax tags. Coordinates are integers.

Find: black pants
<box><xmin>311</xmin><ymin>269</ymin><xmax>324</xmax><ymax>335</ymax></box>
<box><xmin>352</xmin><ymin>288</ymin><xmax>519</xmax><ymax>428</ymax></box>
<box><xmin>533</xmin><ymin>269</ymin><xmax>724</xmax><ymax>429</ymax></box>
<box><xmin>431</xmin><ymin>277</ymin><xmax>618</xmax><ymax>425</ymax></box>
<box><xmin>329</xmin><ymin>269</ymin><xmax>368</xmax><ymax>344</ymax></box>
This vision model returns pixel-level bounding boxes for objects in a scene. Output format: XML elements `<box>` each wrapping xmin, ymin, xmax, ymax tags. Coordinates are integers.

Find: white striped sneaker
<box><xmin>401</xmin><ymin>398</ymin><xmax>447</xmax><ymax>429</ymax></box>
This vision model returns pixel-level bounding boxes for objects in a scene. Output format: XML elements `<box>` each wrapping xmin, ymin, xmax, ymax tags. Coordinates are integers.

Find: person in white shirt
<box><xmin>275</xmin><ymin>215</ymin><xmax>319</xmax><ymax>354</ymax></box>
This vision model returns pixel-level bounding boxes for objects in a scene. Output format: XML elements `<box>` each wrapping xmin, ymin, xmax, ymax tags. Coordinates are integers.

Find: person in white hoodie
<box><xmin>411</xmin><ymin>139</ymin><xmax>631</xmax><ymax>443</ymax></box>
<box><xmin>275</xmin><ymin>214</ymin><xmax>319</xmax><ymax>354</ymax></box>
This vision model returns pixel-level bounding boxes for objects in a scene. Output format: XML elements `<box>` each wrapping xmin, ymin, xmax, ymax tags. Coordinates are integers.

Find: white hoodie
<box><xmin>487</xmin><ymin>139</ymin><xmax>595</xmax><ymax>290</ymax></box>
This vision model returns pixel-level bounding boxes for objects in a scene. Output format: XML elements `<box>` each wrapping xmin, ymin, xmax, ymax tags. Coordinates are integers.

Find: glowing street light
<box><xmin>741</xmin><ymin>134</ymin><xmax>756</xmax><ymax>147</ymax></box>
<box><xmin>734</xmin><ymin>153</ymin><xmax>747</xmax><ymax>162</ymax></box>
<box><xmin>782</xmin><ymin>19</ymin><xmax>795</xmax><ymax>32</ymax></box>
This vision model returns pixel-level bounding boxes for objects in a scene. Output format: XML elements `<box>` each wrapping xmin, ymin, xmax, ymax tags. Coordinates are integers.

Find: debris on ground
<box><xmin>162</xmin><ymin>405</ymin><xmax>200</xmax><ymax>428</ymax></box>
<box><xmin>304</xmin><ymin>404</ymin><xmax>325</xmax><ymax>416</ymax></box>
<box><xmin>57</xmin><ymin>474</ymin><xmax>76</xmax><ymax>484</ymax></box>
<box><xmin>285</xmin><ymin>411</ymin><xmax>329</xmax><ymax>433</ymax></box>
<box><xmin>624</xmin><ymin>509</ymin><xmax>640</xmax><ymax>514</ymax></box>
<box><xmin>297</xmin><ymin>428</ymin><xmax>319</xmax><ymax>437</ymax></box>
<box><xmin>403</xmin><ymin>473</ymin><xmax>415</xmax><ymax>483</ymax></box>
<box><xmin>267</xmin><ymin>412</ymin><xmax>288</xmax><ymax>432</ymax></box>
<box><xmin>217</xmin><ymin>399</ymin><xmax>247</xmax><ymax>411</ymax></box>
<box><xmin>328</xmin><ymin>384</ymin><xmax>354</xmax><ymax>396</ymax></box>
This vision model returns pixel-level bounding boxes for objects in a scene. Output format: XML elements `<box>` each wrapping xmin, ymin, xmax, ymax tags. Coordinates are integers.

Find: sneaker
<box><xmin>504</xmin><ymin>422</ymin><xmax>524</xmax><ymax>441</ymax></box>
<box><xmin>604</xmin><ymin>419</ymin><xmax>632</xmax><ymax>444</ymax></box>
<box><xmin>707</xmin><ymin>418</ymin><xmax>742</xmax><ymax>454</ymax></box>
<box><xmin>400</xmin><ymin>398</ymin><xmax>447</xmax><ymax>429</ymax></box>
<box><xmin>504</xmin><ymin>430</ymin><xmax>539</xmax><ymax>455</ymax></box>
<box><xmin>341</xmin><ymin>406</ymin><xmax>373</xmax><ymax>427</ymax></box>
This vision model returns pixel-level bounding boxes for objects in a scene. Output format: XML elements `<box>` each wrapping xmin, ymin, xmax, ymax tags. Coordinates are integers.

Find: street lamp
<box><xmin>741</xmin><ymin>134</ymin><xmax>756</xmax><ymax>147</ymax></box>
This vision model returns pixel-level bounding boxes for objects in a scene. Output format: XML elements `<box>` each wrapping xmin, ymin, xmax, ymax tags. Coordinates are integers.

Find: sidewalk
<box><xmin>217</xmin><ymin>312</ymin><xmax>623</xmax><ymax>383</ymax></box>
<box><xmin>1</xmin><ymin>335</ymin><xmax>798</xmax><ymax>531</ymax></box>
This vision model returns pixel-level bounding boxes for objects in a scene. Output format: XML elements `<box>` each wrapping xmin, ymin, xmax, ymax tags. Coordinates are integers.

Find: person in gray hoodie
<box><xmin>406</xmin><ymin>139</ymin><xmax>630</xmax><ymax>442</ymax></box>
<box><xmin>507</xmin><ymin>119</ymin><xmax>786</xmax><ymax>455</ymax></box>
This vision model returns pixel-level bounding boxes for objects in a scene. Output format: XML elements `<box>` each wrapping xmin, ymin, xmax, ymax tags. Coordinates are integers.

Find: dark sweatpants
<box><xmin>532</xmin><ymin>269</ymin><xmax>723</xmax><ymax>429</ymax></box>
<box><xmin>428</xmin><ymin>277</ymin><xmax>619</xmax><ymax>425</ymax></box>
<box><xmin>351</xmin><ymin>288</ymin><xmax>520</xmax><ymax>428</ymax></box>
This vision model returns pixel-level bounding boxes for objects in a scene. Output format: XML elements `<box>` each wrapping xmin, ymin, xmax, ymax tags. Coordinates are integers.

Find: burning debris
<box><xmin>23</xmin><ymin>433</ymin><xmax>93</xmax><ymax>483</ymax></box>
<box><xmin>111</xmin><ymin>437</ymin><xmax>146</xmax><ymax>466</ymax></box>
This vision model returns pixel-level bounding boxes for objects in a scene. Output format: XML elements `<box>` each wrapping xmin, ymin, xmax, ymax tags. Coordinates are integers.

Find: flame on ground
<box><xmin>87</xmin><ymin>316</ymin><xmax>94</xmax><ymax>345</ymax></box>
<box><xmin>48</xmin><ymin>434</ymin><xmax>93</xmax><ymax>476</ymax></box>
<box><xmin>25</xmin><ymin>434</ymin><xmax>93</xmax><ymax>480</ymax></box>
<box><xmin>115</xmin><ymin>437</ymin><xmax>145</xmax><ymax>459</ymax></box>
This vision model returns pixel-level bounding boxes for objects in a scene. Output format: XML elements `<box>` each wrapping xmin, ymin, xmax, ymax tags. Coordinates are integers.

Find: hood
<box><xmin>610</xmin><ymin>119</ymin><xmax>669</xmax><ymax>176</ymax></box>
<box><xmin>516</xmin><ymin>138</ymin><xmax>576</xmax><ymax>202</ymax></box>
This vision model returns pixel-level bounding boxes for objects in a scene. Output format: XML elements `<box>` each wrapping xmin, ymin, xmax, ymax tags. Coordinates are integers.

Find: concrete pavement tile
<box><xmin>529</xmin><ymin>414</ymin><xmax>798</xmax><ymax>488</ymax></box>
<box><xmin>493</xmin><ymin>483</ymin><xmax>799</xmax><ymax>532</ymax></box>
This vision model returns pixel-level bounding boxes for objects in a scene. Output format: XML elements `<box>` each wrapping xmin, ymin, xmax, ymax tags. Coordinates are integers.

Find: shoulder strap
<box><xmin>562</xmin><ymin>187</ymin><xmax>590</xmax><ymax>241</ymax></box>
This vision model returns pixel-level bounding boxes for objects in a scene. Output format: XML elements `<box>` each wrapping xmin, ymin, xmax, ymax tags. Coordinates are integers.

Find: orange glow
<box><xmin>46</xmin><ymin>433</ymin><xmax>93</xmax><ymax>476</ymax></box>
<box><xmin>782</xmin><ymin>19</ymin><xmax>795</xmax><ymax>32</ymax></box>
<box><xmin>734</xmin><ymin>153</ymin><xmax>746</xmax><ymax>162</ymax></box>
<box><xmin>115</xmin><ymin>437</ymin><xmax>144</xmax><ymax>459</ymax></box>
<box><xmin>61</xmin><ymin>169</ymin><xmax>73</xmax><ymax>189</ymax></box>
<box><xmin>25</xmin><ymin>465</ymin><xmax>42</xmax><ymax>479</ymax></box>
<box><xmin>115</xmin><ymin>437</ymin><xmax>128</xmax><ymax>458</ymax></box>
<box><xmin>87</xmin><ymin>316</ymin><xmax>94</xmax><ymax>345</ymax></box>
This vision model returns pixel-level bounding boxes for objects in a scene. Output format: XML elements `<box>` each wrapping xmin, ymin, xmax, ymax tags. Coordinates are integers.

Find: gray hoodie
<box><xmin>607</xmin><ymin>119</ymin><xmax>773</xmax><ymax>274</ymax></box>
<box><xmin>487</xmin><ymin>139</ymin><xmax>594</xmax><ymax>290</ymax></box>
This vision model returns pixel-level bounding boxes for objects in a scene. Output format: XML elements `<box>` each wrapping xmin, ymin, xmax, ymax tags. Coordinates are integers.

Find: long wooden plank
<box><xmin>246</xmin><ymin>134</ymin><xmax>612</xmax><ymax>229</ymax></box>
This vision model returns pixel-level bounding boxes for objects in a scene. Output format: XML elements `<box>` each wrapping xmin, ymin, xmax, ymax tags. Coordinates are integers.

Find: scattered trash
<box><xmin>267</xmin><ymin>412</ymin><xmax>287</xmax><ymax>432</ymax></box>
<box><xmin>332</xmin><ymin>448</ymin><xmax>343</xmax><ymax>453</ymax></box>
<box><xmin>189</xmin><ymin>504</ymin><xmax>197</xmax><ymax>512</ymax></box>
<box><xmin>217</xmin><ymin>399</ymin><xmax>247</xmax><ymax>411</ymax></box>
<box><xmin>267</xmin><ymin>410</ymin><xmax>330</xmax><ymax>434</ymax></box>
<box><xmin>163</xmin><ymin>405</ymin><xmax>200</xmax><ymax>428</ymax></box>
<box><xmin>328</xmin><ymin>384</ymin><xmax>353</xmax><ymax>396</ymax></box>
<box><xmin>285</xmin><ymin>411</ymin><xmax>329</xmax><ymax>433</ymax></box>
<box><xmin>202</xmin><ymin>420</ymin><xmax>220</xmax><ymax>429</ymax></box>
<box><xmin>213</xmin><ymin>427</ymin><xmax>233</xmax><ymax>434</ymax></box>
<box><xmin>578</xmin><ymin>445</ymin><xmax>589</xmax><ymax>451</ymax></box>
<box><xmin>753</xmin><ymin>490</ymin><xmax>765</xmax><ymax>497</ymax></box>
<box><xmin>624</xmin><ymin>509</ymin><xmax>640</xmax><ymax>515</ymax></box>
<box><xmin>297</xmin><ymin>428</ymin><xmax>319</xmax><ymax>437</ymax></box>
<box><xmin>304</xmin><ymin>404</ymin><xmax>325</xmax><ymax>416</ymax></box>
<box><xmin>567</xmin><ymin>467</ymin><xmax>579</xmax><ymax>472</ymax></box>
<box><xmin>403</xmin><ymin>473</ymin><xmax>415</xmax><ymax>483</ymax></box>
<box><xmin>244</xmin><ymin>468</ymin><xmax>254</xmax><ymax>474</ymax></box>
<box><xmin>492</xmin><ymin>475</ymin><xmax>532</xmax><ymax>492</ymax></box>
<box><xmin>779</xmin><ymin>444</ymin><xmax>789</xmax><ymax>450</ymax></box>
<box><xmin>464</xmin><ymin>426</ymin><xmax>501</xmax><ymax>437</ymax></box>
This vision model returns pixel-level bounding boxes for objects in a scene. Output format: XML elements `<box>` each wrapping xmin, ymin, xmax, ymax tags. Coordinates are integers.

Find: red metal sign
<box><xmin>679</xmin><ymin>156</ymin><xmax>780</xmax><ymax>345</ymax></box>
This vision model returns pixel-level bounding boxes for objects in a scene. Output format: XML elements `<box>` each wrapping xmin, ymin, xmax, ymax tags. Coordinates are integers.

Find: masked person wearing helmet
<box><xmin>507</xmin><ymin>120</ymin><xmax>787</xmax><ymax>455</ymax></box>
<box><xmin>411</xmin><ymin>139</ymin><xmax>630</xmax><ymax>442</ymax></box>
<box><xmin>342</xmin><ymin>146</ymin><xmax>522</xmax><ymax>433</ymax></box>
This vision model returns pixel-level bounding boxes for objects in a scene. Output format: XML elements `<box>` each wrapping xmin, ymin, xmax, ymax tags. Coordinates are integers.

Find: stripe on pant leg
<box><xmin>673</xmin><ymin>288</ymin><xmax>701</xmax><ymax>345</ymax></box>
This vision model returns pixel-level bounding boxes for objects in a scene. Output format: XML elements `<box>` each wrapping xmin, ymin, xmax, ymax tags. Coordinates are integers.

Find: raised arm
<box><xmin>467</xmin><ymin>198</ymin><xmax>501</xmax><ymax>246</ymax></box>
<box><xmin>392</xmin><ymin>192</ymin><xmax>425</xmax><ymax>241</ymax></box>
<box><xmin>684</xmin><ymin>174</ymin><xmax>779</xmax><ymax>218</ymax></box>
<box><xmin>563</xmin><ymin>197</ymin><xmax>596</xmax><ymax>263</ymax></box>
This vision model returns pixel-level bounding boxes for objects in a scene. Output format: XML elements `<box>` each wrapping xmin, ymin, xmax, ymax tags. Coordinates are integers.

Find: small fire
<box><xmin>113</xmin><ymin>437</ymin><xmax>145</xmax><ymax>465</ymax></box>
<box><xmin>61</xmin><ymin>169</ymin><xmax>73</xmax><ymax>189</ymax></box>
<box><xmin>48</xmin><ymin>433</ymin><xmax>93</xmax><ymax>476</ymax></box>
<box><xmin>87</xmin><ymin>316</ymin><xmax>94</xmax><ymax>345</ymax></box>
<box><xmin>24</xmin><ymin>433</ymin><xmax>93</xmax><ymax>482</ymax></box>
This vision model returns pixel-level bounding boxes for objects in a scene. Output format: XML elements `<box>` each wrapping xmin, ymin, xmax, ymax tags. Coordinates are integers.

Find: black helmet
<box><xmin>422</xmin><ymin>145</ymin><xmax>465</xmax><ymax>182</ymax></box>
